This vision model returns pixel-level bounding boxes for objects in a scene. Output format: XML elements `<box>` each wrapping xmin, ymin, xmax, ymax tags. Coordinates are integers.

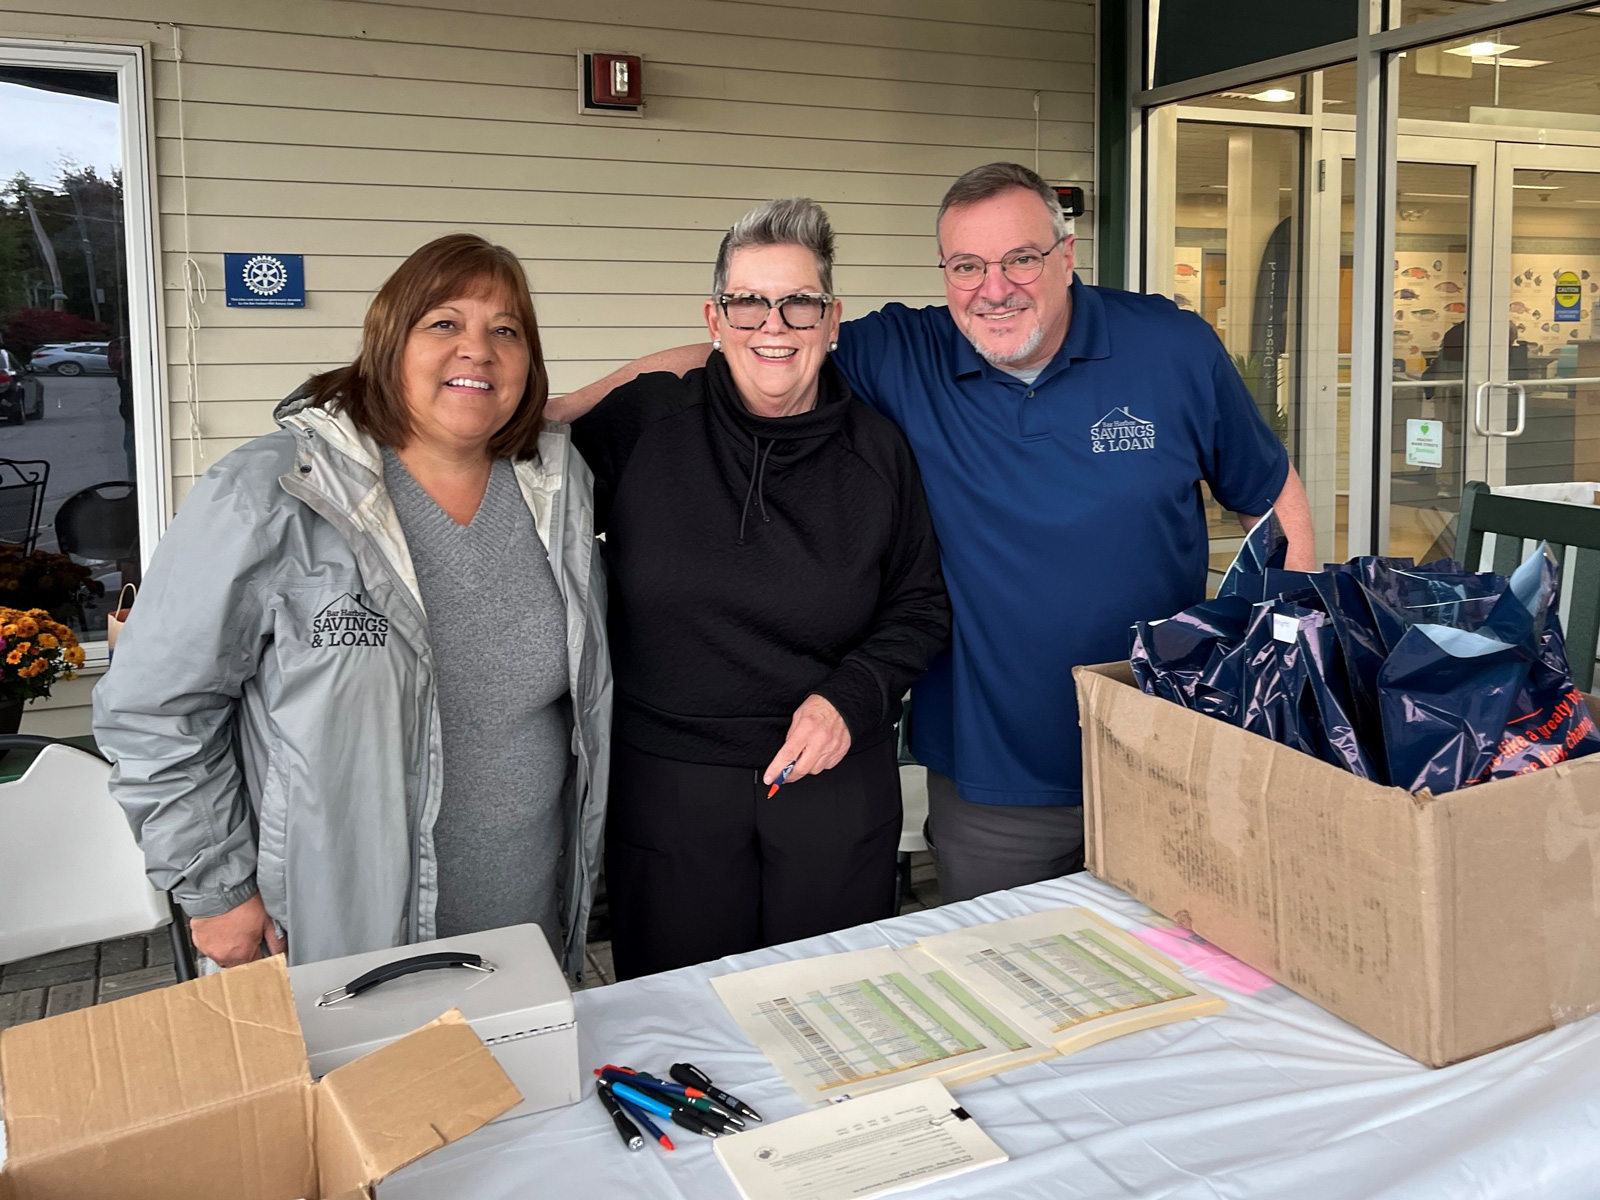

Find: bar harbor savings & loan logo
<box><xmin>311</xmin><ymin>593</ymin><xmax>389</xmax><ymax>648</ymax></box>
<box><xmin>1090</xmin><ymin>407</ymin><xmax>1157</xmax><ymax>454</ymax></box>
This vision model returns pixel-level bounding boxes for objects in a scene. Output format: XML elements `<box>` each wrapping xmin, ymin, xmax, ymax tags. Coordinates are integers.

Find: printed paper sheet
<box><xmin>709</xmin><ymin>946</ymin><xmax>1049</xmax><ymax>1104</ymax></box>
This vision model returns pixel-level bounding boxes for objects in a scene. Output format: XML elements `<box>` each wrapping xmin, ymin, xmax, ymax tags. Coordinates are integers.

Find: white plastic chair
<box><xmin>896</xmin><ymin>764</ymin><xmax>929</xmax><ymax>909</ymax></box>
<box><xmin>0</xmin><ymin>736</ymin><xmax>191</xmax><ymax>974</ymax></box>
<box><xmin>898</xmin><ymin>764</ymin><xmax>929</xmax><ymax>855</ymax></box>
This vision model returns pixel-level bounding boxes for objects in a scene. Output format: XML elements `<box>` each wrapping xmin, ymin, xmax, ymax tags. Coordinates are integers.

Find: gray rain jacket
<box><xmin>92</xmin><ymin>392</ymin><xmax>611</xmax><ymax>979</ymax></box>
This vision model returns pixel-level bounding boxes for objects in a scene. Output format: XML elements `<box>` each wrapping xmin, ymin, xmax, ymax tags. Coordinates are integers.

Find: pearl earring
<box><xmin>829</xmin><ymin>341</ymin><xmax>838</xmax><ymax>352</ymax></box>
<box><xmin>712</xmin><ymin>339</ymin><xmax>722</xmax><ymax>352</ymax></box>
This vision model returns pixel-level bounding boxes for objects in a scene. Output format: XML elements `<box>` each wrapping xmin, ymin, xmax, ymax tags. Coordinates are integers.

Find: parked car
<box><xmin>0</xmin><ymin>349</ymin><xmax>44</xmax><ymax>423</ymax></box>
<box><xmin>29</xmin><ymin>342</ymin><xmax>110</xmax><ymax>376</ymax></box>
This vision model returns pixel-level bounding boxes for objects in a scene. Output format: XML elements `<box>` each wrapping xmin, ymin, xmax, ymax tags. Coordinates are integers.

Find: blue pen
<box><xmin>609</xmin><ymin>1087</ymin><xmax>675</xmax><ymax>1151</ymax></box>
<box><xmin>611</xmin><ymin>1081</ymin><xmax>675</xmax><ymax>1118</ymax></box>
<box><xmin>612</xmin><ymin>1082</ymin><xmax>720</xmax><ymax>1139</ymax></box>
<box><xmin>766</xmin><ymin>759</ymin><xmax>797</xmax><ymax>798</ymax></box>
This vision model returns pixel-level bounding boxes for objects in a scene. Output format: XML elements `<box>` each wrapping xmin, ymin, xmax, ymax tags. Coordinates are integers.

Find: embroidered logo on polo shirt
<box><xmin>310</xmin><ymin>592</ymin><xmax>389</xmax><ymax>648</ymax></box>
<box><xmin>1090</xmin><ymin>407</ymin><xmax>1157</xmax><ymax>454</ymax></box>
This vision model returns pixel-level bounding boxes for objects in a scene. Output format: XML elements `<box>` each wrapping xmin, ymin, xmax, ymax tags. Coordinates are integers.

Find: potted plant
<box><xmin>0</xmin><ymin>547</ymin><xmax>105</xmax><ymax>624</ymax></box>
<box><xmin>1230</xmin><ymin>351</ymin><xmax>1289</xmax><ymax>443</ymax></box>
<box><xmin>0</xmin><ymin>607</ymin><xmax>86</xmax><ymax>734</ymax></box>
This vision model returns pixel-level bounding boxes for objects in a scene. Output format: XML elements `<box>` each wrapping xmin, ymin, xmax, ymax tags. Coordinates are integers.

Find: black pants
<box><xmin>606</xmin><ymin>738</ymin><xmax>902</xmax><ymax>981</ymax></box>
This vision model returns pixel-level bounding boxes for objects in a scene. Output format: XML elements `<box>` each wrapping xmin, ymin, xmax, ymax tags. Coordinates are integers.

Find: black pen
<box><xmin>596</xmin><ymin>1081</ymin><xmax>645</xmax><ymax>1152</ymax></box>
<box><xmin>670</xmin><ymin>1062</ymin><xmax>764</xmax><ymax>1123</ymax></box>
<box><xmin>621</xmin><ymin>1071</ymin><xmax>745</xmax><ymax>1127</ymax></box>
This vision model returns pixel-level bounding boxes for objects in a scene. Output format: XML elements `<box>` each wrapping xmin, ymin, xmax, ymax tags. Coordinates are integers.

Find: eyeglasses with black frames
<box><xmin>938</xmin><ymin>236</ymin><xmax>1067</xmax><ymax>290</ymax></box>
<box><xmin>715</xmin><ymin>292</ymin><xmax>834</xmax><ymax>330</ymax></box>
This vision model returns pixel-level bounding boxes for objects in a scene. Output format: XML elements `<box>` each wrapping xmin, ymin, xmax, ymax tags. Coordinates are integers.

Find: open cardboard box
<box><xmin>0</xmin><ymin>955</ymin><xmax>520</xmax><ymax>1199</ymax></box>
<box><xmin>1076</xmin><ymin>660</ymin><xmax>1600</xmax><ymax>1067</ymax></box>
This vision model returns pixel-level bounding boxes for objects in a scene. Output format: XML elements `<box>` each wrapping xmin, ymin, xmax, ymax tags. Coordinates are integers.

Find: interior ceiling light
<box><xmin>1438</xmin><ymin>39</ymin><xmax>1546</xmax><ymax>66</ymax></box>
<box><xmin>1219</xmin><ymin>88</ymin><xmax>1296</xmax><ymax>103</ymax></box>
<box><xmin>1401</xmin><ymin>191</ymin><xmax>1469</xmax><ymax>199</ymax></box>
<box><xmin>1513</xmin><ymin>184</ymin><xmax>1564</xmax><ymax>191</ymax></box>
<box><xmin>1444</xmin><ymin>41</ymin><xmax>1518</xmax><ymax>56</ymax></box>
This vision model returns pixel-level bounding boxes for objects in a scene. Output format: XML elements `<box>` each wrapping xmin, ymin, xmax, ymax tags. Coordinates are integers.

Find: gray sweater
<box><xmin>382</xmin><ymin>448</ymin><xmax>572</xmax><ymax>952</ymax></box>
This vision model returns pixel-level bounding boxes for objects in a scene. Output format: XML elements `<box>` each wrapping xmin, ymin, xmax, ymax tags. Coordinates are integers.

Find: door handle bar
<box><xmin>1473</xmin><ymin>380</ymin><xmax>1527</xmax><ymax>438</ymax></box>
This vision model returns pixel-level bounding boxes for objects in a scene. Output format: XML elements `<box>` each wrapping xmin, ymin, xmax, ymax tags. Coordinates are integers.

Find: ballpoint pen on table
<box><xmin>611</xmin><ymin>1081</ymin><xmax>721</xmax><ymax>1138</ymax></box>
<box><xmin>604</xmin><ymin>1082</ymin><xmax>675</xmax><ymax>1151</ymax></box>
<box><xmin>766</xmin><ymin>759</ymin><xmax>797</xmax><ymax>798</ymax></box>
<box><xmin>624</xmin><ymin>1066</ymin><xmax>744</xmax><ymax>1125</ymax></box>
<box><xmin>595</xmin><ymin>1068</ymin><xmax>742</xmax><ymax>1123</ymax></box>
<box><xmin>595</xmin><ymin>1081</ymin><xmax>645</xmax><ymax>1152</ymax></box>
<box><xmin>670</xmin><ymin>1062</ymin><xmax>764</xmax><ymax>1123</ymax></box>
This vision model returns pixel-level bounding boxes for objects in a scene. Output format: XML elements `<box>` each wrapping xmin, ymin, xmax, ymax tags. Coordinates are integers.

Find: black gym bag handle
<box><xmin>316</xmin><ymin>951</ymin><xmax>497</xmax><ymax>1007</ymax></box>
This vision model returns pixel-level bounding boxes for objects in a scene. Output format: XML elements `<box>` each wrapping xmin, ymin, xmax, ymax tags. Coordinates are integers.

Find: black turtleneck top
<box><xmin>571</xmin><ymin>352</ymin><xmax>951</xmax><ymax>768</ymax></box>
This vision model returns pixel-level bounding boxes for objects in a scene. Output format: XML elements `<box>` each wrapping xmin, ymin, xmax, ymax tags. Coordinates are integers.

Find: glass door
<box><xmin>1481</xmin><ymin>141</ymin><xmax>1600</xmax><ymax>498</ymax></box>
<box><xmin>1319</xmin><ymin>132</ymin><xmax>1496</xmax><ymax>561</ymax></box>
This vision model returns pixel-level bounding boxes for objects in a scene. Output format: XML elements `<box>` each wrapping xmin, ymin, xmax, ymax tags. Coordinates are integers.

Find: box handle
<box><xmin>317</xmin><ymin>951</ymin><xmax>497</xmax><ymax>1007</ymax></box>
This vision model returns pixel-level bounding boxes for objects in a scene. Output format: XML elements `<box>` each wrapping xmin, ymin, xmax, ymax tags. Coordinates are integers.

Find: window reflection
<box><xmin>0</xmin><ymin>71</ymin><xmax>138</xmax><ymax>640</ymax></box>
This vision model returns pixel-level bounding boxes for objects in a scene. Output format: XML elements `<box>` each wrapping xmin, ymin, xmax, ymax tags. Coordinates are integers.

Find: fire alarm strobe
<box><xmin>1054</xmin><ymin>186</ymin><xmax>1086</xmax><ymax>217</ymax></box>
<box><xmin>581</xmin><ymin>51</ymin><xmax>643</xmax><ymax>114</ymax></box>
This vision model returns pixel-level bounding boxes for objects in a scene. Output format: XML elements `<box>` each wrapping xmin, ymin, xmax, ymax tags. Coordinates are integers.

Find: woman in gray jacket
<box><xmin>93</xmin><ymin>235</ymin><xmax>611</xmax><ymax>979</ymax></box>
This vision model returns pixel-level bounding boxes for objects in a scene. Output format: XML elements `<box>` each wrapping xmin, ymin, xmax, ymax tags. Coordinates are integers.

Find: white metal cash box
<box><xmin>289</xmin><ymin>923</ymin><xmax>579</xmax><ymax>1123</ymax></box>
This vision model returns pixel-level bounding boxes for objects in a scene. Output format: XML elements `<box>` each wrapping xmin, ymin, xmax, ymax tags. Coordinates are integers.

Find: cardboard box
<box><xmin>0</xmin><ymin>956</ymin><xmax>521</xmax><ymax>1200</ymax></box>
<box><xmin>290</xmin><ymin>924</ymin><xmax>579</xmax><ymax>1123</ymax></box>
<box><xmin>1076</xmin><ymin>660</ymin><xmax>1600</xmax><ymax>1067</ymax></box>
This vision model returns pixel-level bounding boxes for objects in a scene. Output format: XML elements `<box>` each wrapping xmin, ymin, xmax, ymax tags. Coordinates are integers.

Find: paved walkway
<box><xmin>0</xmin><ymin>931</ymin><xmax>177</xmax><ymax>1028</ymax></box>
<box><xmin>0</xmin><ymin>853</ymin><xmax>941</xmax><ymax>1028</ymax></box>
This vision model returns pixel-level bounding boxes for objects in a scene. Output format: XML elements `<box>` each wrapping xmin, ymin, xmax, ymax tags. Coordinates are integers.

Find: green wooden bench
<box><xmin>1454</xmin><ymin>480</ymin><xmax>1600</xmax><ymax>693</ymax></box>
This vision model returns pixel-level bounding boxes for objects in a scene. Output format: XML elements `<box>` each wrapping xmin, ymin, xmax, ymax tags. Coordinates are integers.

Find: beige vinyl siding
<box><xmin>4</xmin><ymin>0</ymin><xmax>1096</xmax><ymax>734</ymax></box>
<box><xmin>1</xmin><ymin>0</ymin><xmax>1097</xmax><ymax>507</ymax></box>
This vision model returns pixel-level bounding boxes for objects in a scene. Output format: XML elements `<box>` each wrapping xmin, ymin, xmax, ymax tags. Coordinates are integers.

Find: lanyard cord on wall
<box><xmin>170</xmin><ymin>23</ymin><xmax>206</xmax><ymax>473</ymax></box>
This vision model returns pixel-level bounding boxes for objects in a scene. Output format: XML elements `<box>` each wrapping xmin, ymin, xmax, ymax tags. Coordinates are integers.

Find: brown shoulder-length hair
<box><xmin>303</xmin><ymin>233</ymin><xmax>548</xmax><ymax>459</ymax></box>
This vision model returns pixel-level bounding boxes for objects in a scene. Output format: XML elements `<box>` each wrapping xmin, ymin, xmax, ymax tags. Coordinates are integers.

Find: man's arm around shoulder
<box><xmin>546</xmin><ymin>343</ymin><xmax>710</xmax><ymax>423</ymax></box>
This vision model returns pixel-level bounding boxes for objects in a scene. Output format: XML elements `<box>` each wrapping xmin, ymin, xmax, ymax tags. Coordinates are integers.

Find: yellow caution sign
<box><xmin>1555</xmin><ymin>269</ymin><xmax>1581</xmax><ymax>323</ymax></box>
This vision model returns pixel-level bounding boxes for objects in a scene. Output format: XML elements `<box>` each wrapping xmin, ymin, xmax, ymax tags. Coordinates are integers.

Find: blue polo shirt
<box><xmin>832</xmin><ymin>275</ymin><xmax>1289</xmax><ymax>806</ymax></box>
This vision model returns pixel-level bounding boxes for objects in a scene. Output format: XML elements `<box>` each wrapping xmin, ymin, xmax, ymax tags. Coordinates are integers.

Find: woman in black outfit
<box><xmin>572</xmin><ymin>198</ymin><xmax>950</xmax><ymax>980</ymax></box>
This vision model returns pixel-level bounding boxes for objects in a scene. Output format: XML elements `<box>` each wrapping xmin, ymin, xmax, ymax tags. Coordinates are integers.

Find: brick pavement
<box><xmin>0</xmin><ymin>931</ymin><xmax>177</xmax><ymax>1030</ymax></box>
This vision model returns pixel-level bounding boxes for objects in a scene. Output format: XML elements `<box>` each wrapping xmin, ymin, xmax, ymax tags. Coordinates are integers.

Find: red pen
<box><xmin>596</xmin><ymin>1065</ymin><xmax>711</xmax><ymax>1100</ymax></box>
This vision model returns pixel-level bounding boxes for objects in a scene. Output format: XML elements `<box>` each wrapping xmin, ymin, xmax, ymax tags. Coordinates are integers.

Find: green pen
<box><xmin>627</xmin><ymin>1077</ymin><xmax>729</xmax><ymax>1118</ymax></box>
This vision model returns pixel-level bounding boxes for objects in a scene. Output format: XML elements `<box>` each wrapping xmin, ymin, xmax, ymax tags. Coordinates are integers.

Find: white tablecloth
<box><xmin>381</xmin><ymin>874</ymin><xmax>1600</xmax><ymax>1200</ymax></box>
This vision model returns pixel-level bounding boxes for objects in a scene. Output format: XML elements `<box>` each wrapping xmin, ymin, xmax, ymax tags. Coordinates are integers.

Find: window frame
<box><xmin>0</xmin><ymin>38</ymin><xmax>168</xmax><ymax>666</ymax></box>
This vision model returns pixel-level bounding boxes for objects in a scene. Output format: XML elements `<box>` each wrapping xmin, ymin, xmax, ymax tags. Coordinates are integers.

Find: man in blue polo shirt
<box><xmin>552</xmin><ymin>162</ymin><xmax>1314</xmax><ymax>904</ymax></box>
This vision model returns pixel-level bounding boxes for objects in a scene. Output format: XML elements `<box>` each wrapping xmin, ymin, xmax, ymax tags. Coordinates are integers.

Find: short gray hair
<box><xmin>712</xmin><ymin>197</ymin><xmax>835</xmax><ymax>297</ymax></box>
<box><xmin>936</xmin><ymin>162</ymin><xmax>1068</xmax><ymax>249</ymax></box>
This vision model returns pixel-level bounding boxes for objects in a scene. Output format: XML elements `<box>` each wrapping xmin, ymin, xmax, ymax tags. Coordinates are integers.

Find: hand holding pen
<box><xmin>763</xmin><ymin>694</ymin><xmax>852</xmax><ymax>792</ymax></box>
